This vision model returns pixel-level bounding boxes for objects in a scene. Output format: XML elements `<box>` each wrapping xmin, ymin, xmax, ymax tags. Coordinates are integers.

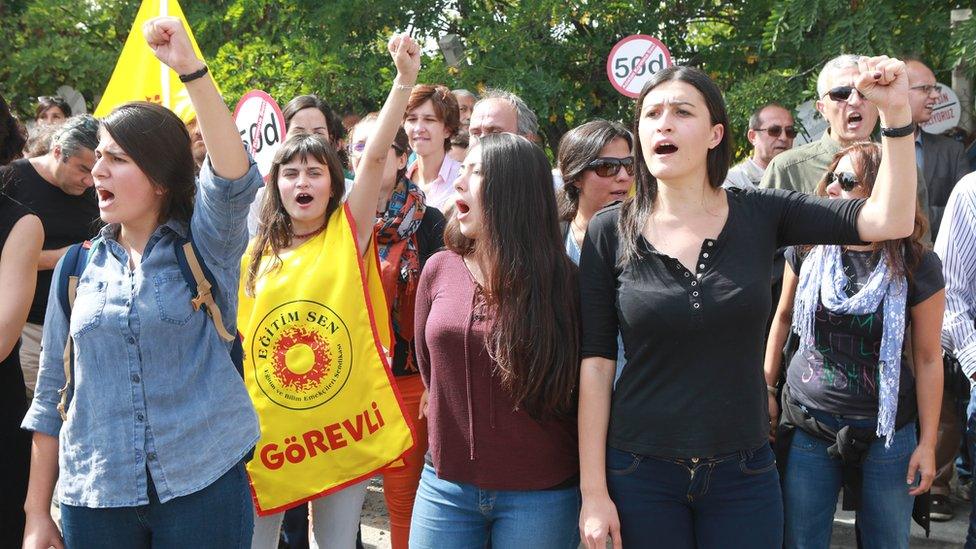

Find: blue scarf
<box><xmin>792</xmin><ymin>245</ymin><xmax>908</xmax><ymax>447</ymax></box>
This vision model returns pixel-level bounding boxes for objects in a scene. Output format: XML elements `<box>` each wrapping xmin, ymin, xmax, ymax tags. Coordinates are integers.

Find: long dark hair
<box><xmin>245</xmin><ymin>134</ymin><xmax>346</xmax><ymax>296</ymax></box>
<box><xmin>102</xmin><ymin>102</ymin><xmax>195</xmax><ymax>223</ymax></box>
<box><xmin>444</xmin><ymin>133</ymin><xmax>580</xmax><ymax>420</ymax></box>
<box><xmin>556</xmin><ymin>119</ymin><xmax>632</xmax><ymax>221</ymax></box>
<box><xmin>618</xmin><ymin>66</ymin><xmax>732</xmax><ymax>265</ymax></box>
<box><xmin>0</xmin><ymin>93</ymin><xmax>26</xmax><ymax>165</ymax></box>
<box><xmin>811</xmin><ymin>142</ymin><xmax>928</xmax><ymax>281</ymax></box>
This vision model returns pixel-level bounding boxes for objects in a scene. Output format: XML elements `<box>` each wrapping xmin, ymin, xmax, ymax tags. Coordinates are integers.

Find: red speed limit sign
<box><xmin>607</xmin><ymin>35</ymin><xmax>673</xmax><ymax>98</ymax></box>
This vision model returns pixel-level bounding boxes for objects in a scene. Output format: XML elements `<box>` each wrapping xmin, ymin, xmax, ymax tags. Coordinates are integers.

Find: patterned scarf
<box><xmin>792</xmin><ymin>245</ymin><xmax>908</xmax><ymax>447</ymax></box>
<box><xmin>374</xmin><ymin>177</ymin><xmax>426</xmax><ymax>371</ymax></box>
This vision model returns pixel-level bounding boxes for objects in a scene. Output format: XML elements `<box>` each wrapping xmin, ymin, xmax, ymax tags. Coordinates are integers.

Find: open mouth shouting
<box><xmin>96</xmin><ymin>186</ymin><xmax>115</xmax><ymax>208</ymax></box>
<box><xmin>845</xmin><ymin>111</ymin><xmax>864</xmax><ymax>131</ymax></box>
<box><xmin>653</xmin><ymin>141</ymin><xmax>679</xmax><ymax>155</ymax></box>
<box><xmin>455</xmin><ymin>198</ymin><xmax>470</xmax><ymax>218</ymax></box>
<box><xmin>295</xmin><ymin>193</ymin><xmax>314</xmax><ymax>206</ymax></box>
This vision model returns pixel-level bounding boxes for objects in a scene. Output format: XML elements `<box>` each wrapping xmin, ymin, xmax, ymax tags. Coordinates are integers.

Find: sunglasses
<box><xmin>825</xmin><ymin>171</ymin><xmax>859</xmax><ymax>191</ymax></box>
<box><xmin>586</xmin><ymin>157</ymin><xmax>635</xmax><ymax>177</ymax></box>
<box><xmin>821</xmin><ymin>86</ymin><xmax>864</xmax><ymax>102</ymax></box>
<box><xmin>755</xmin><ymin>125</ymin><xmax>797</xmax><ymax>139</ymax></box>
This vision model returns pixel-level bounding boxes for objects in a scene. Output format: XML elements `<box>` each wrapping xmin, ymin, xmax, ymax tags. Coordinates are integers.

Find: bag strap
<box><xmin>173</xmin><ymin>236</ymin><xmax>235</xmax><ymax>342</ymax></box>
<box><xmin>57</xmin><ymin>240</ymin><xmax>96</xmax><ymax>421</ymax></box>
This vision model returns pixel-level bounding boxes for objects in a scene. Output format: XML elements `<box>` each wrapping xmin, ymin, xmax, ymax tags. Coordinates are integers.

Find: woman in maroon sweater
<box><xmin>411</xmin><ymin>132</ymin><xmax>581</xmax><ymax>548</ymax></box>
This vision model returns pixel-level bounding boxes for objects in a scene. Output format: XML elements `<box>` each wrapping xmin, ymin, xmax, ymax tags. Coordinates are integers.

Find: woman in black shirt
<box><xmin>764</xmin><ymin>142</ymin><xmax>942</xmax><ymax>549</ymax></box>
<box><xmin>578</xmin><ymin>57</ymin><xmax>920</xmax><ymax>548</ymax></box>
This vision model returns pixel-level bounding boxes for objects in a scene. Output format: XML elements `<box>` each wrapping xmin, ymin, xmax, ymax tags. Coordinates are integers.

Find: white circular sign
<box><xmin>606</xmin><ymin>35</ymin><xmax>673</xmax><ymax>99</ymax></box>
<box><xmin>921</xmin><ymin>83</ymin><xmax>962</xmax><ymax>135</ymax></box>
<box><xmin>233</xmin><ymin>90</ymin><xmax>286</xmax><ymax>181</ymax></box>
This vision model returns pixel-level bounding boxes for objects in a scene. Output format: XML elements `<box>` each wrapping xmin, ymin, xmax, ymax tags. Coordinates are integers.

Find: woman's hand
<box><xmin>142</xmin><ymin>16</ymin><xmax>204</xmax><ymax>75</ymax></box>
<box><xmin>22</xmin><ymin>511</ymin><xmax>63</xmax><ymax>549</ymax></box>
<box><xmin>580</xmin><ymin>493</ymin><xmax>623</xmax><ymax>549</ymax></box>
<box><xmin>767</xmin><ymin>393</ymin><xmax>779</xmax><ymax>442</ymax></box>
<box><xmin>388</xmin><ymin>34</ymin><xmax>421</xmax><ymax>85</ymax></box>
<box><xmin>907</xmin><ymin>442</ymin><xmax>936</xmax><ymax>496</ymax></box>
<box><xmin>854</xmin><ymin>56</ymin><xmax>910</xmax><ymax>120</ymax></box>
<box><xmin>418</xmin><ymin>389</ymin><xmax>428</xmax><ymax>420</ymax></box>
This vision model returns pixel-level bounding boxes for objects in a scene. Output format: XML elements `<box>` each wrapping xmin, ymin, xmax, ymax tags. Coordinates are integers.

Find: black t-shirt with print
<box><xmin>785</xmin><ymin>247</ymin><xmax>943</xmax><ymax>417</ymax></box>
<box><xmin>0</xmin><ymin>159</ymin><xmax>101</xmax><ymax>324</ymax></box>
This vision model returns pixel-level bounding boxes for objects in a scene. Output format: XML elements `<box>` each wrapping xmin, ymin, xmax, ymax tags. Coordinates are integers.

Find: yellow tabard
<box><xmin>238</xmin><ymin>205</ymin><xmax>414</xmax><ymax>515</ymax></box>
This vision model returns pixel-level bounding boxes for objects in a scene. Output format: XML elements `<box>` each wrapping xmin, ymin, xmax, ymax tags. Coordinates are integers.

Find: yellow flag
<box><xmin>94</xmin><ymin>0</ymin><xmax>213</xmax><ymax>122</ymax></box>
<box><xmin>238</xmin><ymin>205</ymin><xmax>415</xmax><ymax>515</ymax></box>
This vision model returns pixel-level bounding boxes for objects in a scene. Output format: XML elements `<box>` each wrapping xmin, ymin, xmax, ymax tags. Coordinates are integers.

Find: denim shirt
<box><xmin>22</xmin><ymin>157</ymin><xmax>262</xmax><ymax>508</ymax></box>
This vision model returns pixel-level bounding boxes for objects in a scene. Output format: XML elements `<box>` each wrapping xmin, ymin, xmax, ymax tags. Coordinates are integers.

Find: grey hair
<box><xmin>452</xmin><ymin>88</ymin><xmax>478</xmax><ymax>101</ymax></box>
<box><xmin>53</xmin><ymin>114</ymin><xmax>100</xmax><ymax>160</ymax></box>
<box><xmin>816</xmin><ymin>54</ymin><xmax>864</xmax><ymax>98</ymax></box>
<box><xmin>476</xmin><ymin>89</ymin><xmax>539</xmax><ymax>137</ymax></box>
<box><xmin>748</xmin><ymin>103</ymin><xmax>790</xmax><ymax>130</ymax></box>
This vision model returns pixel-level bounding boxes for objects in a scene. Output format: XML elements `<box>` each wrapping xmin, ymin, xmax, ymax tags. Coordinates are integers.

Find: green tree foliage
<box><xmin>1</xmin><ymin>0</ymin><xmax>973</xmax><ymax>158</ymax></box>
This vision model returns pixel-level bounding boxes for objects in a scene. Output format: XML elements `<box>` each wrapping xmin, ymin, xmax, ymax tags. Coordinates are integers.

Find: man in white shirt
<box><xmin>724</xmin><ymin>103</ymin><xmax>795</xmax><ymax>190</ymax></box>
<box><xmin>934</xmin><ymin>171</ymin><xmax>976</xmax><ymax>541</ymax></box>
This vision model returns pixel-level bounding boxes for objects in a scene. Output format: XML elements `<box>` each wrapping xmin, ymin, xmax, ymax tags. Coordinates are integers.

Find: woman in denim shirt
<box><xmin>22</xmin><ymin>17</ymin><xmax>261</xmax><ymax>549</ymax></box>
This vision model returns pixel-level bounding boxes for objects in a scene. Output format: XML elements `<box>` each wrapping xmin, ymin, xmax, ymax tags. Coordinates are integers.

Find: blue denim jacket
<box><xmin>22</xmin><ymin>158</ymin><xmax>262</xmax><ymax>508</ymax></box>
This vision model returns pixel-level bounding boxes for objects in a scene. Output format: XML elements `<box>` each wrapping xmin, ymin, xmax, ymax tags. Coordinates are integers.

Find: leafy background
<box><xmin>2</xmin><ymin>0</ymin><xmax>974</xmax><ymax>160</ymax></box>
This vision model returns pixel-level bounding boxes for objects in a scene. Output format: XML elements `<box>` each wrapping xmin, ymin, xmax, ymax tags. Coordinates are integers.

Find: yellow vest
<box><xmin>238</xmin><ymin>205</ymin><xmax>414</xmax><ymax>514</ymax></box>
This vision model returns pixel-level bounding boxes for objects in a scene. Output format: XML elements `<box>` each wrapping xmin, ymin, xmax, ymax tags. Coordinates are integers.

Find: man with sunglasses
<box><xmin>762</xmin><ymin>55</ymin><xmax>878</xmax><ymax>195</ymax></box>
<box><xmin>762</xmin><ymin>54</ymin><xmax>930</xmax><ymax>227</ymax></box>
<box><xmin>725</xmin><ymin>103</ymin><xmax>795</xmax><ymax>190</ymax></box>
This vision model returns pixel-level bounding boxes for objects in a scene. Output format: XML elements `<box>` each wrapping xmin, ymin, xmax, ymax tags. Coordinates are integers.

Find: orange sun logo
<box><xmin>271</xmin><ymin>326</ymin><xmax>332</xmax><ymax>392</ymax></box>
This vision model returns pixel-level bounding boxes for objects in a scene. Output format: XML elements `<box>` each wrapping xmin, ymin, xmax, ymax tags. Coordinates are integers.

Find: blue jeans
<box><xmin>409</xmin><ymin>463</ymin><xmax>580</xmax><ymax>548</ymax></box>
<box><xmin>606</xmin><ymin>444</ymin><xmax>783</xmax><ymax>548</ymax></box>
<box><xmin>60</xmin><ymin>462</ymin><xmax>252</xmax><ymax>548</ymax></box>
<box><xmin>783</xmin><ymin>409</ymin><xmax>917</xmax><ymax>549</ymax></box>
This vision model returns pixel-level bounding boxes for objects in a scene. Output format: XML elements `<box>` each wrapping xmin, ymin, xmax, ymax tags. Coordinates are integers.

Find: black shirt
<box><xmin>785</xmin><ymin>247</ymin><xmax>943</xmax><ymax>417</ymax></box>
<box><xmin>0</xmin><ymin>160</ymin><xmax>100</xmax><ymax>324</ymax></box>
<box><xmin>580</xmin><ymin>188</ymin><xmax>865</xmax><ymax>458</ymax></box>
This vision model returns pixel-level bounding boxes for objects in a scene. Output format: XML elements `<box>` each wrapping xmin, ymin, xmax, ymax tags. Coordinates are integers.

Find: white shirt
<box><xmin>934</xmin><ymin>172</ymin><xmax>976</xmax><ymax>381</ymax></box>
<box><xmin>723</xmin><ymin>157</ymin><xmax>765</xmax><ymax>191</ymax></box>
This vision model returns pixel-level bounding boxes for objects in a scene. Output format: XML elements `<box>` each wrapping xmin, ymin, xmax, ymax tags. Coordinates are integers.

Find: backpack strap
<box><xmin>57</xmin><ymin>240</ymin><xmax>96</xmax><ymax>421</ymax></box>
<box><xmin>173</xmin><ymin>237</ymin><xmax>235</xmax><ymax>343</ymax></box>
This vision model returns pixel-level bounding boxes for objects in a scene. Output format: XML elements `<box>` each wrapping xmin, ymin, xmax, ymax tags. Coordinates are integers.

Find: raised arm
<box><xmin>143</xmin><ymin>16</ymin><xmax>248</xmax><ymax>180</ymax></box>
<box><xmin>853</xmin><ymin>56</ymin><xmax>917</xmax><ymax>242</ymax></box>
<box><xmin>348</xmin><ymin>34</ymin><xmax>421</xmax><ymax>256</ymax></box>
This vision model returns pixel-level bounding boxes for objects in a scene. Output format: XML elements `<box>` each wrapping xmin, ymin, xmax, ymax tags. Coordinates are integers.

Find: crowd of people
<box><xmin>2</xmin><ymin>14</ymin><xmax>976</xmax><ymax>549</ymax></box>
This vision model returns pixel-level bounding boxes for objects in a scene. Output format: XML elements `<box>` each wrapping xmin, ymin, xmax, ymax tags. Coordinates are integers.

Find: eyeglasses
<box><xmin>821</xmin><ymin>86</ymin><xmax>864</xmax><ymax>102</ymax></box>
<box><xmin>910</xmin><ymin>84</ymin><xmax>941</xmax><ymax>95</ymax></box>
<box><xmin>755</xmin><ymin>125</ymin><xmax>797</xmax><ymax>139</ymax></box>
<box><xmin>825</xmin><ymin>171</ymin><xmax>859</xmax><ymax>191</ymax></box>
<box><xmin>586</xmin><ymin>157</ymin><xmax>635</xmax><ymax>177</ymax></box>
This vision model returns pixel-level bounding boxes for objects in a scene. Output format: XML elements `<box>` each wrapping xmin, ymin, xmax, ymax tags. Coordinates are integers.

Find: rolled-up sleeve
<box><xmin>22</xmin><ymin>257</ymin><xmax>71</xmax><ymax>436</ymax></box>
<box><xmin>191</xmin><ymin>155</ymin><xmax>263</xmax><ymax>271</ymax></box>
<box><xmin>580</xmin><ymin>210</ymin><xmax>620</xmax><ymax>360</ymax></box>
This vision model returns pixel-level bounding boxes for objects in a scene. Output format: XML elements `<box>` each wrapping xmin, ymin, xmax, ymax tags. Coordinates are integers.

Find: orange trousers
<box><xmin>383</xmin><ymin>373</ymin><xmax>428</xmax><ymax>549</ymax></box>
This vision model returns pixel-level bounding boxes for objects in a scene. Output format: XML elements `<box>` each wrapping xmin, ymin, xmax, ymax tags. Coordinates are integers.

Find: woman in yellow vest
<box><xmin>239</xmin><ymin>34</ymin><xmax>421</xmax><ymax>548</ymax></box>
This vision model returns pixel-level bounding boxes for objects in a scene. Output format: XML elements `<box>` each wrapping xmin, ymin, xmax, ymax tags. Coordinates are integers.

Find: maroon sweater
<box><xmin>414</xmin><ymin>251</ymin><xmax>578</xmax><ymax>490</ymax></box>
